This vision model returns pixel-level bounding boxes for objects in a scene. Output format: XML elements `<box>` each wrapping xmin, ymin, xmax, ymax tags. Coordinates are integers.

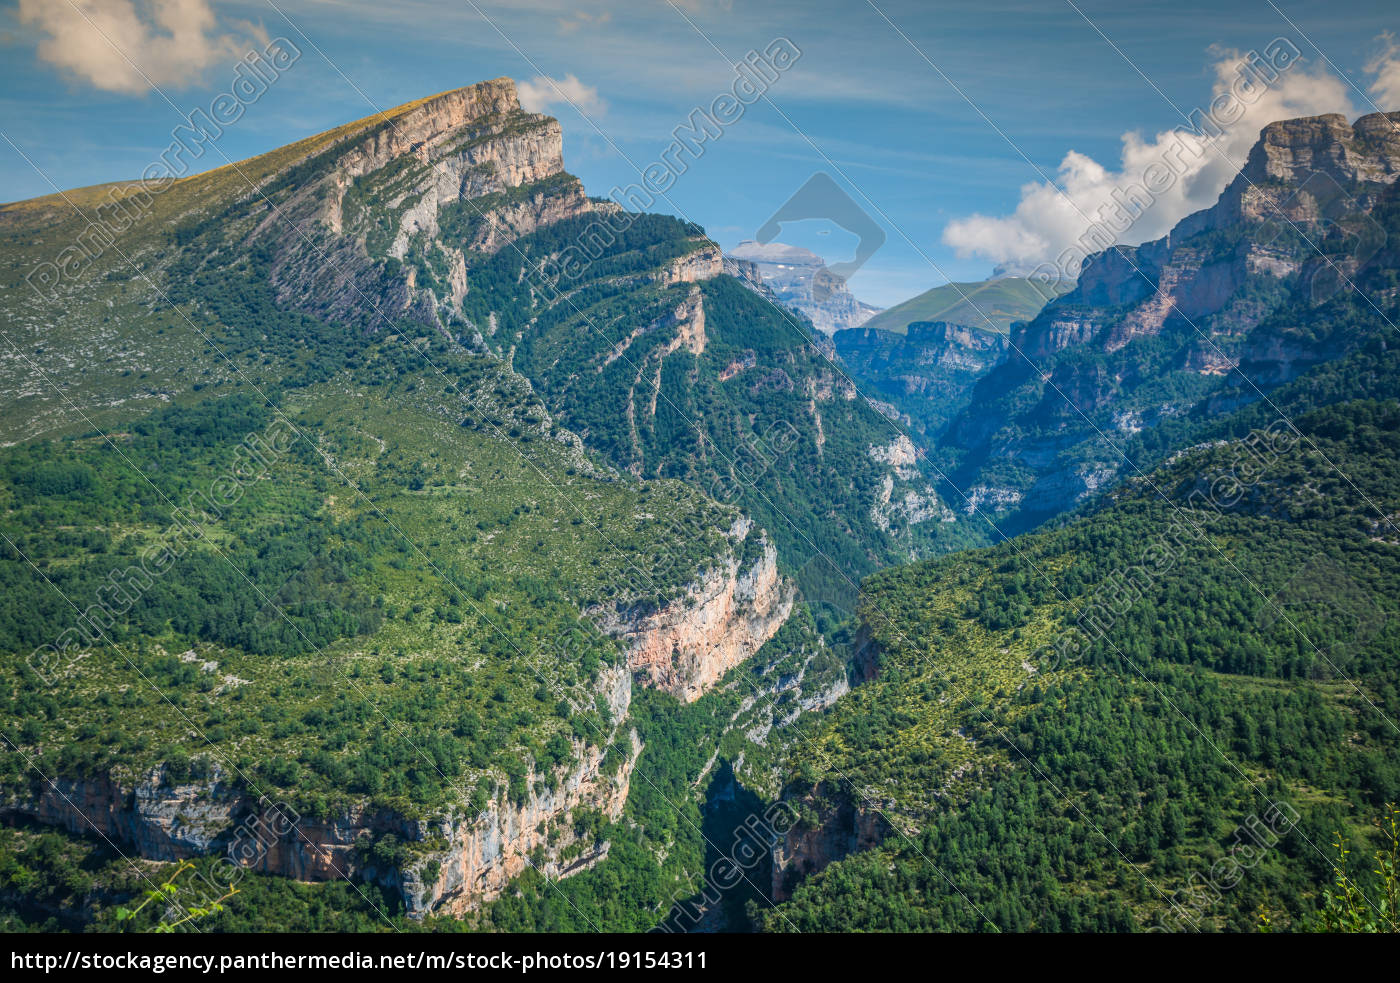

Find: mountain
<box><xmin>0</xmin><ymin>79</ymin><xmax>905</xmax><ymax>926</ymax></box>
<box><xmin>6</xmin><ymin>75</ymin><xmax>1400</xmax><ymax>936</ymax></box>
<box><xmin>938</xmin><ymin>111</ymin><xmax>1400</xmax><ymax>531</ymax></box>
<box><xmin>748</xmin><ymin>111</ymin><xmax>1400</xmax><ymax>931</ymax></box>
<box><xmin>725</xmin><ymin>240</ymin><xmax>882</xmax><ymax>334</ymax></box>
<box><xmin>859</xmin><ymin>275</ymin><xmax>1069</xmax><ymax>336</ymax></box>
<box><xmin>763</xmin><ymin>395</ymin><xmax>1400</xmax><ymax>931</ymax></box>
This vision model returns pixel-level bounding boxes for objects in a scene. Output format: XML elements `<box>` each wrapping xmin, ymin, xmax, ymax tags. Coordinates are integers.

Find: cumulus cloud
<box><xmin>1366</xmin><ymin>32</ymin><xmax>1400</xmax><ymax>110</ymax></box>
<box><xmin>517</xmin><ymin>73</ymin><xmax>607</xmax><ymax>116</ymax></box>
<box><xmin>16</xmin><ymin>0</ymin><xmax>264</xmax><ymax>95</ymax></box>
<box><xmin>943</xmin><ymin>47</ymin><xmax>1356</xmax><ymax>276</ymax></box>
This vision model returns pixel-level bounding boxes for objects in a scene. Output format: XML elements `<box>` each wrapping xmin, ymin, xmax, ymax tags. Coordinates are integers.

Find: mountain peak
<box><xmin>1241</xmin><ymin>110</ymin><xmax>1400</xmax><ymax>188</ymax></box>
<box><xmin>724</xmin><ymin>240</ymin><xmax>880</xmax><ymax>332</ymax></box>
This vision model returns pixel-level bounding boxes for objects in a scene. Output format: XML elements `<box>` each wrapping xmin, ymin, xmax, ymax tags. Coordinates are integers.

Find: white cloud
<box><xmin>942</xmin><ymin>48</ymin><xmax>1356</xmax><ymax>276</ymax></box>
<box><xmin>517</xmin><ymin>73</ymin><xmax>607</xmax><ymax>116</ymax></box>
<box><xmin>16</xmin><ymin>0</ymin><xmax>264</xmax><ymax>95</ymax></box>
<box><xmin>1366</xmin><ymin>32</ymin><xmax>1400</xmax><ymax>110</ymax></box>
<box><xmin>556</xmin><ymin>9</ymin><xmax>611</xmax><ymax>35</ymax></box>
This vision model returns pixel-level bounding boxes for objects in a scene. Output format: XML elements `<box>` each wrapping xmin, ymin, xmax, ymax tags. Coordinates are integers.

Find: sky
<box><xmin>2</xmin><ymin>0</ymin><xmax>1398</xmax><ymax>307</ymax></box>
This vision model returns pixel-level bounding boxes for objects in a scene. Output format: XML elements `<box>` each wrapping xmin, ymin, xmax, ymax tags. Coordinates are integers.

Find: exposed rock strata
<box><xmin>597</xmin><ymin>521</ymin><xmax>795</xmax><ymax>703</ymax></box>
<box><xmin>1</xmin><ymin>666</ymin><xmax>637</xmax><ymax>918</ymax></box>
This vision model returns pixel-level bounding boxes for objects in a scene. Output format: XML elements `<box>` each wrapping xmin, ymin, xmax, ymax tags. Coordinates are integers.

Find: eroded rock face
<box><xmin>1028</xmin><ymin>111</ymin><xmax>1400</xmax><ymax>361</ymax></box>
<box><xmin>770</xmin><ymin>785</ymin><xmax>890</xmax><ymax>902</ymax></box>
<box><xmin>408</xmin><ymin>667</ymin><xmax>637</xmax><ymax>915</ymax></box>
<box><xmin>260</xmin><ymin>78</ymin><xmax>594</xmax><ymax>332</ymax></box>
<box><xmin>942</xmin><ymin>110</ymin><xmax>1400</xmax><ymax>528</ymax></box>
<box><xmin>598</xmin><ymin>521</ymin><xmax>795</xmax><ymax>703</ymax></box>
<box><xmin>725</xmin><ymin>241</ymin><xmax>881</xmax><ymax>334</ymax></box>
<box><xmin>0</xmin><ymin>666</ymin><xmax>638</xmax><ymax>919</ymax></box>
<box><xmin>655</xmin><ymin>244</ymin><xmax>724</xmax><ymax>287</ymax></box>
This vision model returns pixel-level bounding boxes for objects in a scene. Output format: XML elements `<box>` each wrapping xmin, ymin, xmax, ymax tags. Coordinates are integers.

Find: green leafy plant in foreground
<box><xmin>1310</xmin><ymin>803</ymin><xmax>1399</xmax><ymax>933</ymax></box>
<box><xmin>113</xmin><ymin>860</ymin><xmax>239</xmax><ymax>933</ymax></box>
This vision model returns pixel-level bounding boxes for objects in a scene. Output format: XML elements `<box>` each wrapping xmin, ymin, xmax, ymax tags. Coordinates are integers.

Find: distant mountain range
<box><xmin>725</xmin><ymin>240</ymin><xmax>882</xmax><ymax>334</ymax></box>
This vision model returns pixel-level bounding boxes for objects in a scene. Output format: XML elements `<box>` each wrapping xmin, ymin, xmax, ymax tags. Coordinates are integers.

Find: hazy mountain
<box><xmin>939</xmin><ymin>111</ymin><xmax>1400</xmax><ymax>530</ymax></box>
<box><xmin>725</xmin><ymin>240</ymin><xmax>882</xmax><ymax>334</ymax></box>
<box><xmin>860</xmin><ymin>275</ymin><xmax>1070</xmax><ymax>336</ymax></box>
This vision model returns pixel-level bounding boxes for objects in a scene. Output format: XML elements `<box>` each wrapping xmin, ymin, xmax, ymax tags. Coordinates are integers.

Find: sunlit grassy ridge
<box><xmin>860</xmin><ymin>276</ymin><xmax>1067</xmax><ymax>336</ymax></box>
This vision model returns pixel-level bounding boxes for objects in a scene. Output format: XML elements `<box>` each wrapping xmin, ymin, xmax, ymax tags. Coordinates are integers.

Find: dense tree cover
<box><xmin>0</xmin><ymin>371</ymin><xmax>749</xmax><ymax>829</ymax></box>
<box><xmin>0</xmin><ymin>607</ymin><xmax>844</xmax><ymax>933</ymax></box>
<box><xmin>766</xmin><ymin>398</ymin><xmax>1400</xmax><ymax>931</ymax></box>
<box><xmin>455</xmin><ymin>204</ymin><xmax>984</xmax><ymax>588</ymax></box>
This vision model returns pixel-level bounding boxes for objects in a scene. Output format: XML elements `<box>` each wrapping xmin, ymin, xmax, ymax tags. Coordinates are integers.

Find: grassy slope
<box><xmin>860</xmin><ymin>276</ymin><xmax>1067</xmax><ymax>336</ymax></box>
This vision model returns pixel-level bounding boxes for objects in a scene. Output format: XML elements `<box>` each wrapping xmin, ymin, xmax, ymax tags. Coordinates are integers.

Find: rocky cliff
<box><xmin>769</xmin><ymin>784</ymin><xmax>890</xmax><ymax>901</ymax></box>
<box><xmin>940</xmin><ymin>110</ymin><xmax>1400</xmax><ymax>528</ymax></box>
<box><xmin>257</xmin><ymin>78</ymin><xmax>595</xmax><ymax>332</ymax></box>
<box><xmin>597</xmin><ymin>519</ymin><xmax>795</xmax><ymax>703</ymax></box>
<box><xmin>1</xmin><ymin>665</ymin><xmax>637</xmax><ymax>919</ymax></box>
<box><xmin>1024</xmin><ymin>112</ymin><xmax>1400</xmax><ymax>361</ymax></box>
<box><xmin>834</xmin><ymin>319</ymin><xmax>1009</xmax><ymax>439</ymax></box>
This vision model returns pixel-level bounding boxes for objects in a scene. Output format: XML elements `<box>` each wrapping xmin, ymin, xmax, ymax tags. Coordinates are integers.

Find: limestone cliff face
<box><xmin>408</xmin><ymin>666</ymin><xmax>637</xmax><ymax>915</ymax></box>
<box><xmin>834</xmin><ymin>320</ymin><xmax>1009</xmax><ymax>438</ymax></box>
<box><xmin>943</xmin><ymin>110</ymin><xmax>1400</xmax><ymax>529</ymax></box>
<box><xmin>724</xmin><ymin>240</ymin><xmax>881</xmax><ymax>334</ymax></box>
<box><xmin>1201</xmin><ymin>111</ymin><xmax>1400</xmax><ymax>229</ymax></box>
<box><xmin>1</xmin><ymin>665</ymin><xmax>637</xmax><ymax>918</ymax></box>
<box><xmin>656</xmin><ymin>243</ymin><xmax>724</xmax><ymax>287</ymax></box>
<box><xmin>597</xmin><ymin>520</ymin><xmax>795</xmax><ymax>703</ymax></box>
<box><xmin>1022</xmin><ymin>111</ymin><xmax>1400</xmax><ymax>363</ymax></box>
<box><xmin>258</xmin><ymin>78</ymin><xmax>594</xmax><ymax>331</ymax></box>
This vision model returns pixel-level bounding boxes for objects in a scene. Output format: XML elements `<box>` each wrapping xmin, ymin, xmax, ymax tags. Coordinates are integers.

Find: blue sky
<box><xmin>3</xmin><ymin>0</ymin><xmax>1397</xmax><ymax>306</ymax></box>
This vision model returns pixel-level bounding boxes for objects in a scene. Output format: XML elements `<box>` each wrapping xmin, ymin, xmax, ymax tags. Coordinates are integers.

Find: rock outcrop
<box><xmin>834</xmin><ymin>319</ymin><xmax>1009</xmax><ymax>438</ymax></box>
<box><xmin>259</xmin><ymin>78</ymin><xmax>595</xmax><ymax>332</ymax></box>
<box><xmin>769</xmin><ymin>785</ymin><xmax>890</xmax><ymax>901</ymax></box>
<box><xmin>941</xmin><ymin>110</ymin><xmax>1400</xmax><ymax>527</ymax></box>
<box><xmin>597</xmin><ymin>520</ymin><xmax>795</xmax><ymax>703</ymax></box>
<box><xmin>1</xmin><ymin>665</ymin><xmax>638</xmax><ymax>919</ymax></box>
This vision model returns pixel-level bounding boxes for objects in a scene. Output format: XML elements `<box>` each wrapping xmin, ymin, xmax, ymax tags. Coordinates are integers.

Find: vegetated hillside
<box><xmin>938</xmin><ymin>112</ymin><xmax>1400</xmax><ymax>533</ymax></box>
<box><xmin>859</xmin><ymin>276</ymin><xmax>1066</xmax><ymax>336</ymax></box>
<box><xmin>0</xmin><ymin>79</ymin><xmax>869</xmax><ymax>926</ymax></box>
<box><xmin>77</xmin><ymin>81</ymin><xmax>967</xmax><ymax>587</ymax></box>
<box><xmin>763</xmin><ymin>397</ymin><xmax>1400</xmax><ymax>931</ymax></box>
<box><xmin>447</xmin><ymin>210</ymin><xmax>971</xmax><ymax>587</ymax></box>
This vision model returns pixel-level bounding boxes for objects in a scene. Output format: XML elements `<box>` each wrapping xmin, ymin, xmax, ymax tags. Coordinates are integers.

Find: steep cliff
<box><xmin>941</xmin><ymin>111</ymin><xmax>1400</xmax><ymax>528</ymax></box>
<box><xmin>725</xmin><ymin>240</ymin><xmax>881</xmax><ymax>333</ymax></box>
<box><xmin>255</xmin><ymin>79</ymin><xmax>595</xmax><ymax>332</ymax></box>
<box><xmin>769</xmin><ymin>784</ymin><xmax>890</xmax><ymax>902</ymax></box>
<box><xmin>2</xmin><ymin>667</ymin><xmax>638</xmax><ymax>918</ymax></box>
<box><xmin>597</xmin><ymin>520</ymin><xmax>795</xmax><ymax>703</ymax></box>
<box><xmin>834</xmin><ymin>320</ymin><xmax>1010</xmax><ymax>440</ymax></box>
